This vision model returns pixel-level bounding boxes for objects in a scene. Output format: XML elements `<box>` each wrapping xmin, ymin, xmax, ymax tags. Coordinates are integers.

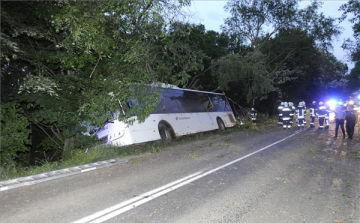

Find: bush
<box><xmin>0</xmin><ymin>102</ymin><xmax>31</xmax><ymax>166</ymax></box>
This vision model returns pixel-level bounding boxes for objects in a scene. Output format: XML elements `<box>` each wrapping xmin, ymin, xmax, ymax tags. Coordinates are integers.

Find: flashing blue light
<box><xmin>358</xmin><ymin>95</ymin><xmax>360</xmax><ymax>99</ymax></box>
<box><xmin>328</xmin><ymin>99</ymin><xmax>337</xmax><ymax>106</ymax></box>
<box><xmin>327</xmin><ymin>99</ymin><xmax>337</xmax><ymax>110</ymax></box>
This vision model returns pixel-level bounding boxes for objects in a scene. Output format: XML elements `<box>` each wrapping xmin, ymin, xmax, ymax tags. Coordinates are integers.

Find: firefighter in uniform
<box><xmin>250</xmin><ymin>108</ymin><xmax>257</xmax><ymax>122</ymax></box>
<box><xmin>310</xmin><ymin>101</ymin><xmax>317</xmax><ymax>127</ymax></box>
<box><xmin>288</xmin><ymin>102</ymin><xmax>296</xmax><ymax>125</ymax></box>
<box><xmin>296</xmin><ymin>101</ymin><xmax>306</xmax><ymax>129</ymax></box>
<box><xmin>282</xmin><ymin>102</ymin><xmax>293</xmax><ymax>129</ymax></box>
<box><xmin>317</xmin><ymin>101</ymin><xmax>327</xmax><ymax>129</ymax></box>
<box><xmin>325</xmin><ymin>102</ymin><xmax>330</xmax><ymax>128</ymax></box>
<box><xmin>278</xmin><ymin>102</ymin><xmax>284</xmax><ymax>126</ymax></box>
<box><xmin>302</xmin><ymin>101</ymin><xmax>307</xmax><ymax>125</ymax></box>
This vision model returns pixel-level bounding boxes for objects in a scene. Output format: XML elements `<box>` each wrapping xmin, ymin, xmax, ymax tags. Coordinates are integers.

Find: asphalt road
<box><xmin>1</xmin><ymin>121</ymin><xmax>359</xmax><ymax>223</ymax></box>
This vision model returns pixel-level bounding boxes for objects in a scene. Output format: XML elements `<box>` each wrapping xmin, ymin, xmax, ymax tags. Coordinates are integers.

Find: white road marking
<box><xmin>73</xmin><ymin>130</ymin><xmax>303</xmax><ymax>223</ymax></box>
<box><xmin>80</xmin><ymin>167</ymin><xmax>97</xmax><ymax>173</ymax></box>
<box><xmin>0</xmin><ymin>186</ymin><xmax>9</xmax><ymax>191</ymax></box>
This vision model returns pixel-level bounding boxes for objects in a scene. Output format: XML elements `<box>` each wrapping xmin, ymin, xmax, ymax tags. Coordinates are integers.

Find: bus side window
<box><xmin>155</xmin><ymin>96</ymin><xmax>166</xmax><ymax>113</ymax></box>
<box><xmin>200</xmin><ymin>95</ymin><xmax>214</xmax><ymax>109</ymax></box>
<box><xmin>209</xmin><ymin>95</ymin><xmax>232</xmax><ymax>112</ymax></box>
<box><xmin>164</xmin><ymin>91</ymin><xmax>181</xmax><ymax>113</ymax></box>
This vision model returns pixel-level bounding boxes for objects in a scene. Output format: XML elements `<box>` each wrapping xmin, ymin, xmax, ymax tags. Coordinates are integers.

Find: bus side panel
<box><xmin>195</xmin><ymin>112</ymin><xmax>217</xmax><ymax>132</ymax></box>
<box><xmin>160</xmin><ymin>113</ymin><xmax>217</xmax><ymax>136</ymax></box>
<box><xmin>127</xmin><ymin>116</ymin><xmax>162</xmax><ymax>144</ymax></box>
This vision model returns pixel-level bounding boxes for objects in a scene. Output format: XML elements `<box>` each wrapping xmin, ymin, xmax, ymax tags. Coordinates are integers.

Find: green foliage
<box><xmin>340</xmin><ymin>0</ymin><xmax>360</xmax><ymax>93</ymax></box>
<box><xmin>18</xmin><ymin>75</ymin><xmax>60</xmax><ymax>97</ymax></box>
<box><xmin>222</xmin><ymin>0</ymin><xmax>345</xmax><ymax>110</ymax></box>
<box><xmin>1</xmin><ymin>1</ymin><xmax>196</xmax><ymax>166</ymax></box>
<box><xmin>297</xmin><ymin>1</ymin><xmax>341</xmax><ymax>52</ymax></box>
<box><xmin>216</xmin><ymin>52</ymin><xmax>274</xmax><ymax>104</ymax></box>
<box><xmin>224</xmin><ymin>0</ymin><xmax>298</xmax><ymax>50</ymax></box>
<box><xmin>0</xmin><ymin>102</ymin><xmax>31</xmax><ymax>165</ymax></box>
<box><xmin>154</xmin><ymin>22</ymin><xmax>207</xmax><ymax>87</ymax></box>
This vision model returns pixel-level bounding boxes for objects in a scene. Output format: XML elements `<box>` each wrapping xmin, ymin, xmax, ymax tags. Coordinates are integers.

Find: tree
<box><xmin>152</xmin><ymin>22</ymin><xmax>207</xmax><ymax>88</ymax></box>
<box><xmin>1</xmin><ymin>1</ymin><xmax>195</xmax><ymax>165</ymax></box>
<box><xmin>215</xmin><ymin>52</ymin><xmax>274</xmax><ymax>106</ymax></box>
<box><xmin>220</xmin><ymin>0</ymin><xmax>343</xmax><ymax>112</ymax></box>
<box><xmin>223</xmin><ymin>0</ymin><xmax>298</xmax><ymax>52</ymax></box>
<box><xmin>340</xmin><ymin>0</ymin><xmax>360</xmax><ymax>93</ymax></box>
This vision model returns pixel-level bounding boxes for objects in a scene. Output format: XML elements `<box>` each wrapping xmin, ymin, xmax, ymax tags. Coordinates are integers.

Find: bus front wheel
<box><xmin>217</xmin><ymin>118</ymin><xmax>226</xmax><ymax>130</ymax></box>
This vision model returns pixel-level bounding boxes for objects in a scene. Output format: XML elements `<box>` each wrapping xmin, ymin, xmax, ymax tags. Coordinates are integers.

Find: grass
<box><xmin>0</xmin><ymin>140</ymin><xmax>170</xmax><ymax>180</ymax></box>
<box><xmin>342</xmin><ymin>194</ymin><xmax>352</xmax><ymax>199</ymax></box>
<box><xmin>191</xmin><ymin>152</ymin><xmax>200</xmax><ymax>158</ymax></box>
<box><xmin>0</xmin><ymin>115</ymin><xmax>277</xmax><ymax>181</ymax></box>
<box><xmin>216</xmin><ymin>154</ymin><xmax>225</xmax><ymax>158</ymax></box>
<box><xmin>351</xmin><ymin>151</ymin><xmax>360</xmax><ymax>159</ymax></box>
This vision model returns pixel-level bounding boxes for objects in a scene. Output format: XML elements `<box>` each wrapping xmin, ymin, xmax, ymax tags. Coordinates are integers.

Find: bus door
<box><xmin>199</xmin><ymin>94</ymin><xmax>217</xmax><ymax>130</ymax></box>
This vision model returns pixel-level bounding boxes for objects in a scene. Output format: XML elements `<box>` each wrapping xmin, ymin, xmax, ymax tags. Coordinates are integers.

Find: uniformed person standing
<box><xmin>317</xmin><ymin>101</ymin><xmax>327</xmax><ymax>129</ymax></box>
<box><xmin>282</xmin><ymin>102</ymin><xmax>293</xmax><ymax>129</ymax></box>
<box><xmin>250</xmin><ymin>108</ymin><xmax>257</xmax><ymax>122</ymax></box>
<box><xmin>310</xmin><ymin>101</ymin><xmax>317</xmax><ymax>127</ymax></box>
<box><xmin>288</xmin><ymin>102</ymin><xmax>296</xmax><ymax>125</ymax></box>
<box><xmin>334</xmin><ymin>102</ymin><xmax>346</xmax><ymax>138</ymax></box>
<box><xmin>325</xmin><ymin>102</ymin><xmax>330</xmax><ymax>128</ymax></box>
<box><xmin>345</xmin><ymin>105</ymin><xmax>358</xmax><ymax>139</ymax></box>
<box><xmin>278</xmin><ymin>102</ymin><xmax>284</xmax><ymax>126</ymax></box>
<box><xmin>302</xmin><ymin>101</ymin><xmax>307</xmax><ymax>125</ymax></box>
<box><xmin>296</xmin><ymin>102</ymin><xmax>306</xmax><ymax>129</ymax></box>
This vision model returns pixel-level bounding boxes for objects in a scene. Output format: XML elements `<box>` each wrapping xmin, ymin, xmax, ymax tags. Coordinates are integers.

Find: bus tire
<box><xmin>158</xmin><ymin>122</ymin><xmax>175</xmax><ymax>140</ymax></box>
<box><xmin>217</xmin><ymin>118</ymin><xmax>226</xmax><ymax>130</ymax></box>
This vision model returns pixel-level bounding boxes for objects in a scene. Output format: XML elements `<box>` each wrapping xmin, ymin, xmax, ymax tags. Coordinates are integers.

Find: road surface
<box><xmin>1</xmin><ymin>122</ymin><xmax>359</xmax><ymax>223</ymax></box>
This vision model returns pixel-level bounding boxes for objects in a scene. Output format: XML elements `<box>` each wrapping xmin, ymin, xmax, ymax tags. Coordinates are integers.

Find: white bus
<box><xmin>96</xmin><ymin>84</ymin><xmax>237</xmax><ymax>146</ymax></box>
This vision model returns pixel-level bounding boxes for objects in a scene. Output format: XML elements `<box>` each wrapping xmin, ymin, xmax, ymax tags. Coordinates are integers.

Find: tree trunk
<box><xmin>64</xmin><ymin>137</ymin><xmax>75</xmax><ymax>150</ymax></box>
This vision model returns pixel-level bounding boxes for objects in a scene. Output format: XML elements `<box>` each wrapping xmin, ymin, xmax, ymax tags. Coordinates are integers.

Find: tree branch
<box><xmin>90</xmin><ymin>56</ymin><xmax>101</xmax><ymax>78</ymax></box>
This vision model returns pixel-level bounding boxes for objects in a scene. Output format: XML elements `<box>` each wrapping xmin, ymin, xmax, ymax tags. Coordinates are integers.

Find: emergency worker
<box><xmin>278</xmin><ymin>102</ymin><xmax>284</xmax><ymax>126</ymax></box>
<box><xmin>282</xmin><ymin>102</ymin><xmax>293</xmax><ymax>129</ymax></box>
<box><xmin>325</xmin><ymin>102</ymin><xmax>330</xmax><ymax>128</ymax></box>
<box><xmin>302</xmin><ymin>101</ymin><xmax>307</xmax><ymax>125</ymax></box>
<box><xmin>310</xmin><ymin>101</ymin><xmax>317</xmax><ymax>127</ymax></box>
<box><xmin>296</xmin><ymin>102</ymin><xmax>306</xmax><ymax>129</ymax></box>
<box><xmin>288</xmin><ymin>102</ymin><xmax>296</xmax><ymax>125</ymax></box>
<box><xmin>345</xmin><ymin>105</ymin><xmax>358</xmax><ymax>139</ymax></box>
<box><xmin>316</xmin><ymin>101</ymin><xmax>327</xmax><ymax>129</ymax></box>
<box><xmin>250</xmin><ymin>108</ymin><xmax>257</xmax><ymax>122</ymax></box>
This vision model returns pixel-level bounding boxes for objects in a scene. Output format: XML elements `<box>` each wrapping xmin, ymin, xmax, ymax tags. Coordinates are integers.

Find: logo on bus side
<box><xmin>176</xmin><ymin>117</ymin><xmax>190</xmax><ymax>120</ymax></box>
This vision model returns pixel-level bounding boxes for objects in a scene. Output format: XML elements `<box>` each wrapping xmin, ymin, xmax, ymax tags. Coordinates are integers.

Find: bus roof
<box><xmin>158</xmin><ymin>83</ymin><xmax>224</xmax><ymax>96</ymax></box>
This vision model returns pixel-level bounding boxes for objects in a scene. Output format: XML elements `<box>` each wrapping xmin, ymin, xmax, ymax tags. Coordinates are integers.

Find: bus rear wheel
<box><xmin>158</xmin><ymin>123</ymin><xmax>175</xmax><ymax>140</ymax></box>
<box><xmin>217</xmin><ymin>118</ymin><xmax>226</xmax><ymax>130</ymax></box>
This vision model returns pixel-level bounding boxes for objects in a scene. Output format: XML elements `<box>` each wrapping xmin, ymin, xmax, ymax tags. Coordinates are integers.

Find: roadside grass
<box><xmin>350</xmin><ymin>151</ymin><xmax>360</xmax><ymax>159</ymax></box>
<box><xmin>0</xmin><ymin>115</ymin><xmax>277</xmax><ymax>181</ymax></box>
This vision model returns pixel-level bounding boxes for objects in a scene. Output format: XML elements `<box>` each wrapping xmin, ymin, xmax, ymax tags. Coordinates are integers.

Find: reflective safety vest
<box><xmin>282</xmin><ymin>107</ymin><xmax>292</xmax><ymax>120</ymax></box>
<box><xmin>278</xmin><ymin>105</ymin><xmax>284</xmax><ymax>117</ymax></box>
<box><xmin>310</xmin><ymin>105</ymin><xmax>317</xmax><ymax>117</ymax></box>
<box><xmin>316</xmin><ymin>106</ymin><xmax>327</xmax><ymax>117</ymax></box>
<box><xmin>296</xmin><ymin>105</ymin><xmax>306</xmax><ymax>119</ymax></box>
